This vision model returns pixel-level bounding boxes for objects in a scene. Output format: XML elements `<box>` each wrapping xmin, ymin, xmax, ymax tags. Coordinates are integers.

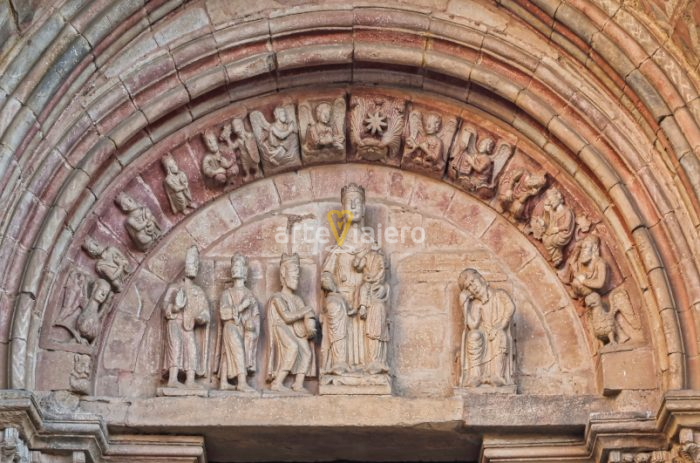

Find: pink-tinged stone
<box><xmin>481</xmin><ymin>217</ymin><xmax>537</xmax><ymax>272</ymax></box>
<box><xmin>229</xmin><ymin>179</ymin><xmax>280</xmax><ymax>221</ymax></box>
<box><xmin>409</xmin><ymin>177</ymin><xmax>455</xmax><ymax>215</ymax></box>
<box><xmin>147</xmin><ymin>228</ymin><xmax>198</xmax><ymax>282</ymax></box>
<box><xmin>597</xmin><ymin>347</ymin><xmax>657</xmax><ymax>394</ymax></box>
<box><xmin>207</xmin><ymin>215</ymin><xmax>289</xmax><ymax>259</ymax></box>
<box><xmin>424</xmin><ymin>218</ymin><xmax>469</xmax><ymax>247</ymax></box>
<box><xmin>544</xmin><ymin>308</ymin><xmax>590</xmax><ymax>371</ymax></box>
<box><xmin>309</xmin><ymin>165</ymin><xmax>348</xmax><ymax>200</ymax></box>
<box><xmin>273</xmin><ymin>170</ymin><xmax>314</xmax><ymax>205</ymax></box>
<box><xmin>516</xmin><ymin>258</ymin><xmax>570</xmax><ymax>314</ymax></box>
<box><xmin>386</xmin><ymin>169</ymin><xmax>416</xmax><ymax>204</ymax></box>
<box><xmin>185</xmin><ymin>197</ymin><xmax>242</xmax><ymax>249</ymax></box>
<box><xmin>102</xmin><ymin>311</ymin><xmax>146</xmax><ymax>372</ymax></box>
<box><xmin>444</xmin><ymin>191</ymin><xmax>496</xmax><ymax>238</ymax></box>
<box><xmin>36</xmin><ymin>349</ymin><xmax>75</xmax><ymax>390</ymax></box>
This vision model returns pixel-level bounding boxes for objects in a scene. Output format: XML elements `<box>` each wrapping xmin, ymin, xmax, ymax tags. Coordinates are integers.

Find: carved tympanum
<box><xmin>115</xmin><ymin>192</ymin><xmax>161</xmax><ymax>251</ymax></box>
<box><xmin>299</xmin><ymin>97</ymin><xmax>346</xmax><ymax>163</ymax></box>
<box><xmin>350</xmin><ymin>97</ymin><xmax>404</xmax><ymax>162</ymax></box>
<box><xmin>159</xmin><ymin>246</ymin><xmax>211</xmax><ymax>396</ymax></box>
<box><xmin>215</xmin><ymin>253</ymin><xmax>260</xmax><ymax>392</ymax></box>
<box><xmin>162</xmin><ymin>154</ymin><xmax>196</xmax><ymax>214</ymax></box>
<box><xmin>221</xmin><ymin>117</ymin><xmax>261</xmax><ymax>181</ymax></box>
<box><xmin>266</xmin><ymin>253</ymin><xmax>317</xmax><ymax>394</ymax></box>
<box><xmin>530</xmin><ymin>187</ymin><xmax>576</xmax><ymax>267</ymax></box>
<box><xmin>458</xmin><ymin>268</ymin><xmax>516</xmax><ymax>390</ymax></box>
<box><xmin>448</xmin><ymin>126</ymin><xmax>513</xmax><ymax>197</ymax></box>
<box><xmin>82</xmin><ymin>237</ymin><xmax>130</xmax><ymax>292</ymax></box>
<box><xmin>250</xmin><ymin>105</ymin><xmax>301</xmax><ymax>172</ymax></box>
<box><xmin>320</xmin><ymin>184</ymin><xmax>391</xmax><ymax>394</ymax></box>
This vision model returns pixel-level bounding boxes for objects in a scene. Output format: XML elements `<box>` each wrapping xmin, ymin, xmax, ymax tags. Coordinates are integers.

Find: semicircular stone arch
<box><xmin>2</xmin><ymin>1</ymin><xmax>700</xmax><ymax>461</ymax></box>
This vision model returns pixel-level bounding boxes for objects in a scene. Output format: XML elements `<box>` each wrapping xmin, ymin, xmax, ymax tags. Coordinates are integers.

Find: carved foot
<box><xmin>291</xmin><ymin>384</ymin><xmax>309</xmax><ymax>394</ymax></box>
<box><xmin>270</xmin><ymin>382</ymin><xmax>291</xmax><ymax>392</ymax></box>
<box><xmin>331</xmin><ymin>363</ymin><xmax>349</xmax><ymax>375</ymax></box>
<box><xmin>237</xmin><ymin>382</ymin><xmax>255</xmax><ymax>393</ymax></box>
<box><xmin>465</xmin><ymin>377</ymin><xmax>481</xmax><ymax>388</ymax></box>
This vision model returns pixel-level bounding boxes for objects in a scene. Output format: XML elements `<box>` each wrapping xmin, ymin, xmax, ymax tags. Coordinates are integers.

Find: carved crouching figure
<box><xmin>69</xmin><ymin>354</ymin><xmax>91</xmax><ymax>395</ymax></box>
<box><xmin>458</xmin><ymin>268</ymin><xmax>515</xmax><ymax>388</ymax></box>
<box><xmin>202</xmin><ymin>129</ymin><xmax>238</xmax><ymax>184</ymax></box>
<box><xmin>266</xmin><ymin>253</ymin><xmax>317</xmax><ymax>393</ymax></box>
<box><xmin>115</xmin><ymin>192</ymin><xmax>161</xmax><ymax>251</ymax></box>
<box><xmin>566</xmin><ymin>234</ymin><xmax>608</xmax><ymax>299</ymax></box>
<box><xmin>82</xmin><ymin>237</ymin><xmax>130</xmax><ymax>292</ymax></box>
<box><xmin>216</xmin><ymin>253</ymin><xmax>259</xmax><ymax>392</ymax></box>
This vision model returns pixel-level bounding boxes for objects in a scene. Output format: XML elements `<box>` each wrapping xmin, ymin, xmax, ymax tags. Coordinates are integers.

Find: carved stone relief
<box><xmin>220</xmin><ymin>117</ymin><xmax>262</xmax><ymax>181</ymax></box>
<box><xmin>69</xmin><ymin>354</ymin><xmax>91</xmax><ymax>395</ymax></box>
<box><xmin>457</xmin><ymin>268</ymin><xmax>516</xmax><ymax>392</ymax></box>
<box><xmin>162</xmin><ymin>154</ymin><xmax>196</xmax><ymax>214</ymax></box>
<box><xmin>53</xmin><ymin>269</ymin><xmax>89</xmax><ymax>343</ymax></box>
<box><xmin>349</xmin><ymin>95</ymin><xmax>405</xmax><ymax>164</ymax></box>
<box><xmin>76</xmin><ymin>279</ymin><xmax>112</xmax><ymax>346</ymax></box>
<box><xmin>448</xmin><ymin>125</ymin><xmax>514</xmax><ymax>197</ymax></box>
<box><xmin>159</xmin><ymin>246</ymin><xmax>211</xmax><ymax>396</ymax></box>
<box><xmin>529</xmin><ymin>187</ymin><xmax>576</xmax><ymax>267</ymax></box>
<box><xmin>266</xmin><ymin>253</ymin><xmax>317</xmax><ymax>394</ymax></box>
<box><xmin>402</xmin><ymin>108</ymin><xmax>457</xmax><ymax>176</ymax></box>
<box><xmin>565</xmin><ymin>234</ymin><xmax>609</xmax><ymax>299</ymax></box>
<box><xmin>319</xmin><ymin>184</ymin><xmax>392</xmax><ymax>395</ymax></box>
<box><xmin>494</xmin><ymin>168</ymin><xmax>547</xmax><ymax>225</ymax></box>
<box><xmin>250</xmin><ymin>105</ymin><xmax>301</xmax><ymax>173</ymax></box>
<box><xmin>81</xmin><ymin>237</ymin><xmax>131</xmax><ymax>292</ymax></box>
<box><xmin>0</xmin><ymin>428</ymin><xmax>29</xmax><ymax>463</ymax></box>
<box><xmin>608</xmin><ymin>428</ymin><xmax>700</xmax><ymax>463</ymax></box>
<box><xmin>299</xmin><ymin>96</ymin><xmax>346</xmax><ymax>164</ymax></box>
<box><xmin>114</xmin><ymin>192</ymin><xmax>162</xmax><ymax>251</ymax></box>
<box><xmin>214</xmin><ymin>253</ymin><xmax>260</xmax><ymax>393</ymax></box>
<box><xmin>201</xmin><ymin>129</ymin><xmax>239</xmax><ymax>185</ymax></box>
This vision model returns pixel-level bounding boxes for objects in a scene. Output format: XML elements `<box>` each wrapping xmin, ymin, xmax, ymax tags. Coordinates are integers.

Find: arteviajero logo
<box><xmin>326</xmin><ymin>210</ymin><xmax>353</xmax><ymax>246</ymax></box>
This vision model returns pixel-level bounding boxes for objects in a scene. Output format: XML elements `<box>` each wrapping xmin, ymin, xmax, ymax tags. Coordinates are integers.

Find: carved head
<box><xmin>341</xmin><ymin>183</ymin><xmax>366</xmax><ymax>224</ymax></box>
<box><xmin>73</xmin><ymin>354</ymin><xmax>91</xmax><ymax>376</ymax></box>
<box><xmin>202</xmin><ymin>130</ymin><xmax>219</xmax><ymax>153</ymax></box>
<box><xmin>161</xmin><ymin>154</ymin><xmax>178</xmax><ymax>174</ymax></box>
<box><xmin>92</xmin><ymin>279</ymin><xmax>111</xmax><ymax>303</ymax></box>
<box><xmin>115</xmin><ymin>192</ymin><xmax>138</xmax><ymax>213</ymax></box>
<box><xmin>584</xmin><ymin>292</ymin><xmax>603</xmax><ymax>311</ymax></box>
<box><xmin>231</xmin><ymin>253</ymin><xmax>248</xmax><ymax>281</ymax></box>
<box><xmin>273</xmin><ymin>106</ymin><xmax>288</xmax><ymax>123</ymax></box>
<box><xmin>280</xmin><ymin>253</ymin><xmax>300</xmax><ymax>291</ymax></box>
<box><xmin>316</xmin><ymin>102</ymin><xmax>332</xmax><ymax>124</ymax></box>
<box><xmin>458</xmin><ymin>268</ymin><xmax>488</xmax><ymax>301</ymax></box>
<box><xmin>425</xmin><ymin>113</ymin><xmax>442</xmax><ymax>135</ymax></box>
<box><xmin>82</xmin><ymin>237</ymin><xmax>105</xmax><ymax>258</ymax></box>
<box><xmin>579</xmin><ymin>234</ymin><xmax>601</xmax><ymax>264</ymax></box>
<box><xmin>544</xmin><ymin>188</ymin><xmax>564</xmax><ymax>210</ymax></box>
<box><xmin>478</xmin><ymin>137</ymin><xmax>495</xmax><ymax>154</ymax></box>
<box><xmin>184</xmin><ymin>246</ymin><xmax>199</xmax><ymax>279</ymax></box>
<box><xmin>232</xmin><ymin>118</ymin><xmax>245</xmax><ymax>134</ymax></box>
<box><xmin>525</xmin><ymin>173</ymin><xmax>547</xmax><ymax>192</ymax></box>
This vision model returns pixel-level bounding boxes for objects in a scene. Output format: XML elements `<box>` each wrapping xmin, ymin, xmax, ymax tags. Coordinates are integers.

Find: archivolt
<box><xmin>0</xmin><ymin>0</ymin><xmax>698</xmax><ymax>391</ymax></box>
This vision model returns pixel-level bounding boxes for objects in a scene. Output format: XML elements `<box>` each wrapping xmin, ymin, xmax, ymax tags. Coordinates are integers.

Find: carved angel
<box><xmin>250</xmin><ymin>106</ymin><xmax>300</xmax><ymax>169</ymax></box>
<box><xmin>53</xmin><ymin>269</ymin><xmax>89</xmax><ymax>343</ymax></box>
<box><xmin>350</xmin><ymin>98</ymin><xmax>403</xmax><ymax>161</ymax></box>
<box><xmin>449</xmin><ymin>126</ymin><xmax>513</xmax><ymax>195</ymax></box>
<box><xmin>299</xmin><ymin>97</ymin><xmax>346</xmax><ymax>160</ymax></box>
<box><xmin>403</xmin><ymin>111</ymin><xmax>456</xmax><ymax>168</ymax></box>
